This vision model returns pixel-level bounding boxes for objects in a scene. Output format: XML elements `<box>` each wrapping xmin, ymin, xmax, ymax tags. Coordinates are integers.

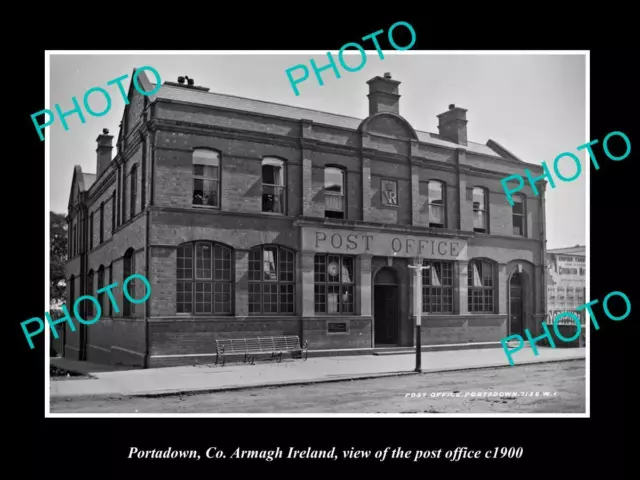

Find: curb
<box><xmin>49</xmin><ymin>356</ymin><xmax>585</xmax><ymax>402</ymax></box>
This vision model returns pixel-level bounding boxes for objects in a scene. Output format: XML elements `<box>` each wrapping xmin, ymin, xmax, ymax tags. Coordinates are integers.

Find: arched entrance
<box><xmin>509</xmin><ymin>271</ymin><xmax>525</xmax><ymax>336</ymax></box>
<box><xmin>374</xmin><ymin>267</ymin><xmax>399</xmax><ymax>346</ymax></box>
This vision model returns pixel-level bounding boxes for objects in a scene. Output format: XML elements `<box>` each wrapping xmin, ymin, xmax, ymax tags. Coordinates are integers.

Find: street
<box><xmin>50</xmin><ymin>359</ymin><xmax>585</xmax><ymax>414</ymax></box>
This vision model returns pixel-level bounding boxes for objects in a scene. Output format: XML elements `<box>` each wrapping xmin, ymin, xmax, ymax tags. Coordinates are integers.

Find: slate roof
<box><xmin>149</xmin><ymin>83</ymin><xmax>504</xmax><ymax>159</ymax></box>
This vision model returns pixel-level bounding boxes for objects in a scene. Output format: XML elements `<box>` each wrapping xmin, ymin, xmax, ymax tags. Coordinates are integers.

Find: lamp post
<box><xmin>408</xmin><ymin>256</ymin><xmax>427</xmax><ymax>373</ymax></box>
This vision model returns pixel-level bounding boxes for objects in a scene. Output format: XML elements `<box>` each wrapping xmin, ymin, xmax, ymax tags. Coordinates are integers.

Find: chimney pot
<box><xmin>178</xmin><ymin>76</ymin><xmax>185</xmax><ymax>84</ymax></box>
<box><xmin>96</xmin><ymin>129</ymin><xmax>114</xmax><ymax>177</ymax></box>
<box><xmin>187</xmin><ymin>78</ymin><xmax>194</xmax><ymax>86</ymax></box>
<box><xmin>437</xmin><ymin>104</ymin><xmax>468</xmax><ymax>146</ymax></box>
<box><xmin>366</xmin><ymin>75</ymin><xmax>401</xmax><ymax>116</ymax></box>
<box><xmin>102</xmin><ymin>128</ymin><xmax>109</xmax><ymax>134</ymax></box>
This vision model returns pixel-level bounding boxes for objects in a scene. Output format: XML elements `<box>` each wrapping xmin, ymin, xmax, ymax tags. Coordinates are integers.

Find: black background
<box><xmin>11</xmin><ymin>12</ymin><xmax>630</xmax><ymax>476</ymax></box>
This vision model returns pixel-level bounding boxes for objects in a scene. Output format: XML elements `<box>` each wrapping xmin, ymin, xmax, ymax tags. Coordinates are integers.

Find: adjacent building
<box><xmin>546</xmin><ymin>245</ymin><xmax>586</xmax><ymax>324</ymax></box>
<box><xmin>64</xmin><ymin>69</ymin><xmax>548</xmax><ymax>368</ymax></box>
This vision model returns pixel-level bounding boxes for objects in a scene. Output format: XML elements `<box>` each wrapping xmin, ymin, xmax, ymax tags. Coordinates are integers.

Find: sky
<box><xmin>49</xmin><ymin>52</ymin><xmax>586</xmax><ymax>250</ymax></box>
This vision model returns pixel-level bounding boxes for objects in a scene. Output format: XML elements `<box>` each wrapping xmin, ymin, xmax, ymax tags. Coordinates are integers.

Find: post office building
<box><xmin>64</xmin><ymin>69</ymin><xmax>548</xmax><ymax>367</ymax></box>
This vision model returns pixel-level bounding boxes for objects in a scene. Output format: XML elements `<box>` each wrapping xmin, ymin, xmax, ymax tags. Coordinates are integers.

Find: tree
<box><xmin>50</xmin><ymin>211</ymin><xmax>67</xmax><ymax>311</ymax></box>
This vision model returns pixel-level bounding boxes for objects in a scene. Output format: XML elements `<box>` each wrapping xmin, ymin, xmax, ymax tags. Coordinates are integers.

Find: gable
<box><xmin>360</xmin><ymin>113</ymin><xmax>417</xmax><ymax>140</ymax></box>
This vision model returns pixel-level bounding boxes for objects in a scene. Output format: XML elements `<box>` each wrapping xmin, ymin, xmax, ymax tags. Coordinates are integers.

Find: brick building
<box><xmin>64</xmin><ymin>69</ymin><xmax>548</xmax><ymax>368</ymax></box>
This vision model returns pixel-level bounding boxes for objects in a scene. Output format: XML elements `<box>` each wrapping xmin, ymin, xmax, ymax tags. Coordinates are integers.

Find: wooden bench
<box><xmin>215</xmin><ymin>336</ymin><xmax>309</xmax><ymax>367</ymax></box>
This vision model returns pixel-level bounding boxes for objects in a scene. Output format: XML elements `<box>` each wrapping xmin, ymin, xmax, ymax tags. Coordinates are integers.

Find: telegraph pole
<box><xmin>408</xmin><ymin>257</ymin><xmax>427</xmax><ymax>373</ymax></box>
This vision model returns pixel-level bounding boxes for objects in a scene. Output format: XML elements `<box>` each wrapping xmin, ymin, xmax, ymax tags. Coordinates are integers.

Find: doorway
<box><xmin>374</xmin><ymin>267</ymin><xmax>399</xmax><ymax>346</ymax></box>
<box><xmin>509</xmin><ymin>271</ymin><xmax>524</xmax><ymax>336</ymax></box>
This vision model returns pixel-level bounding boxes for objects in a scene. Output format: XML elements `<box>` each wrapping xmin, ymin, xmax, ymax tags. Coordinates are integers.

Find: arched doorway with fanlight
<box><xmin>373</xmin><ymin>267</ymin><xmax>400</xmax><ymax>347</ymax></box>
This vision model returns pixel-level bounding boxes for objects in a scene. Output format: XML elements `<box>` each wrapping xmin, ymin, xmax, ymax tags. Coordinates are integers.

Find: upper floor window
<box><xmin>468</xmin><ymin>259</ymin><xmax>495</xmax><ymax>313</ymax></box>
<box><xmin>324</xmin><ymin>167</ymin><xmax>345</xmax><ymax>219</ymax></box>
<box><xmin>261</xmin><ymin>157</ymin><xmax>286</xmax><ymax>214</ymax></box>
<box><xmin>192</xmin><ymin>149</ymin><xmax>220</xmax><ymax>208</ymax></box>
<box><xmin>177</xmin><ymin>241</ymin><xmax>233</xmax><ymax>315</ymax></box>
<box><xmin>99</xmin><ymin>202</ymin><xmax>105</xmax><ymax>243</ymax></box>
<box><xmin>89</xmin><ymin>212</ymin><xmax>94</xmax><ymax>250</ymax></box>
<box><xmin>111</xmin><ymin>191</ymin><xmax>116</xmax><ymax>234</ymax></box>
<box><xmin>130</xmin><ymin>165</ymin><xmax>137</xmax><ymax>218</ymax></box>
<box><xmin>122</xmin><ymin>166</ymin><xmax>127</xmax><ymax>223</ymax></box>
<box><xmin>472</xmin><ymin>187</ymin><xmax>488</xmax><ymax>233</ymax></box>
<box><xmin>248</xmin><ymin>245</ymin><xmax>295</xmax><ymax>314</ymax></box>
<box><xmin>512</xmin><ymin>194</ymin><xmax>526</xmax><ymax>236</ymax></box>
<box><xmin>428</xmin><ymin>181</ymin><xmax>445</xmax><ymax>228</ymax></box>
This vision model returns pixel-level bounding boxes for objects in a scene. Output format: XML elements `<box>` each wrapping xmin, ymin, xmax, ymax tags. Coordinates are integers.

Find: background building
<box><xmin>64</xmin><ymin>69</ymin><xmax>548</xmax><ymax>368</ymax></box>
<box><xmin>545</xmin><ymin>245</ymin><xmax>586</xmax><ymax>346</ymax></box>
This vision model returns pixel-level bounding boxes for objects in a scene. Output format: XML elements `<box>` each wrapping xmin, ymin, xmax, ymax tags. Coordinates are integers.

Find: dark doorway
<box><xmin>374</xmin><ymin>268</ymin><xmax>399</xmax><ymax>346</ymax></box>
<box><xmin>509</xmin><ymin>271</ymin><xmax>524</xmax><ymax>336</ymax></box>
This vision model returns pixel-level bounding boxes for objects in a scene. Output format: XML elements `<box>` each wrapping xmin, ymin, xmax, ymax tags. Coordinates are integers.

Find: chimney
<box><xmin>366</xmin><ymin>73</ymin><xmax>401</xmax><ymax>116</ymax></box>
<box><xmin>437</xmin><ymin>104</ymin><xmax>468</xmax><ymax>146</ymax></box>
<box><xmin>96</xmin><ymin>128</ymin><xmax>113</xmax><ymax>177</ymax></box>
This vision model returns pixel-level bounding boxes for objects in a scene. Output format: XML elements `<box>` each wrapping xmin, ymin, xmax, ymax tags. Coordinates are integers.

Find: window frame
<box><xmin>192</xmin><ymin>148</ymin><xmax>222</xmax><ymax>209</ymax></box>
<box><xmin>261</xmin><ymin>157</ymin><xmax>287</xmax><ymax>215</ymax></box>
<box><xmin>467</xmin><ymin>259</ymin><xmax>497</xmax><ymax>313</ymax></box>
<box><xmin>421</xmin><ymin>259</ymin><xmax>454</xmax><ymax>313</ymax></box>
<box><xmin>427</xmin><ymin>180</ymin><xmax>446</xmax><ymax>228</ymax></box>
<box><xmin>111</xmin><ymin>191</ymin><xmax>116</xmax><ymax>234</ymax></box>
<box><xmin>130</xmin><ymin>165</ymin><xmax>137</xmax><ymax>218</ymax></box>
<box><xmin>248</xmin><ymin>245</ymin><xmax>296</xmax><ymax>315</ymax></box>
<box><xmin>99</xmin><ymin>202</ymin><xmax>105</xmax><ymax>244</ymax></box>
<box><xmin>176</xmin><ymin>241</ymin><xmax>234</xmax><ymax>316</ymax></box>
<box><xmin>472</xmin><ymin>186</ymin><xmax>489</xmax><ymax>233</ymax></box>
<box><xmin>89</xmin><ymin>212</ymin><xmax>94</xmax><ymax>250</ymax></box>
<box><xmin>324</xmin><ymin>166</ymin><xmax>346</xmax><ymax>219</ymax></box>
<box><xmin>512</xmin><ymin>193</ymin><xmax>526</xmax><ymax>237</ymax></box>
<box><xmin>313</xmin><ymin>253</ymin><xmax>355</xmax><ymax>314</ymax></box>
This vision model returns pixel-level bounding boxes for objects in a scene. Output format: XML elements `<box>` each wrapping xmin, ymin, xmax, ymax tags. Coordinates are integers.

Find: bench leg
<box><xmin>278</xmin><ymin>352</ymin><xmax>283</xmax><ymax>363</ymax></box>
<box><xmin>303</xmin><ymin>340</ymin><xmax>309</xmax><ymax>361</ymax></box>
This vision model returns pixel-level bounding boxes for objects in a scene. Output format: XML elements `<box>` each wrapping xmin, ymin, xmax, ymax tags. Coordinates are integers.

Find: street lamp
<box><xmin>408</xmin><ymin>256</ymin><xmax>428</xmax><ymax>373</ymax></box>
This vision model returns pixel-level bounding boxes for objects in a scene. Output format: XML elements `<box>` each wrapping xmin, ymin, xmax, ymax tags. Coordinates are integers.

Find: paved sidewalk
<box><xmin>49</xmin><ymin>347</ymin><xmax>585</xmax><ymax>399</ymax></box>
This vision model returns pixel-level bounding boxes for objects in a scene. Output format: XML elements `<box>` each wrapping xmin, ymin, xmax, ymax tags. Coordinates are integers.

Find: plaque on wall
<box><xmin>380</xmin><ymin>179</ymin><xmax>398</xmax><ymax>207</ymax></box>
<box><xmin>327</xmin><ymin>321</ymin><xmax>349</xmax><ymax>334</ymax></box>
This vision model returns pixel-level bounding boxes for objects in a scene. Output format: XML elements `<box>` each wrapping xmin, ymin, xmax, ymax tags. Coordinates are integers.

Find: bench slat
<box><xmin>259</xmin><ymin>337</ymin><xmax>275</xmax><ymax>351</ymax></box>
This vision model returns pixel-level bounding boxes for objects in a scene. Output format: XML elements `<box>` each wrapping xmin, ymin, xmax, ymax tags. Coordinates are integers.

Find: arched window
<box><xmin>468</xmin><ymin>259</ymin><xmax>496</xmax><ymax>313</ymax></box>
<box><xmin>177</xmin><ymin>241</ymin><xmax>233</xmax><ymax>315</ymax></box>
<box><xmin>512</xmin><ymin>194</ymin><xmax>526</xmax><ymax>236</ymax></box>
<box><xmin>111</xmin><ymin>190</ymin><xmax>116</xmax><ymax>234</ymax></box>
<box><xmin>192</xmin><ymin>149</ymin><xmax>221</xmax><ymax>208</ymax></box>
<box><xmin>261</xmin><ymin>157</ymin><xmax>286</xmax><ymax>214</ymax></box>
<box><xmin>69</xmin><ymin>221</ymin><xmax>74</xmax><ymax>258</ymax></box>
<box><xmin>472</xmin><ymin>187</ymin><xmax>488</xmax><ymax>233</ymax></box>
<box><xmin>248</xmin><ymin>245</ymin><xmax>295</xmax><ymax>314</ymax></box>
<box><xmin>427</xmin><ymin>180</ymin><xmax>445</xmax><ymax>228</ymax></box>
<box><xmin>130</xmin><ymin>165</ymin><xmax>138</xmax><ymax>218</ymax></box>
<box><xmin>87</xmin><ymin>269</ymin><xmax>95</xmax><ymax>317</ymax></box>
<box><xmin>99</xmin><ymin>202</ymin><xmax>105</xmax><ymax>243</ymax></box>
<box><xmin>89</xmin><ymin>212</ymin><xmax>94</xmax><ymax>250</ymax></box>
<box><xmin>123</xmin><ymin>248</ymin><xmax>135</xmax><ymax>316</ymax></box>
<box><xmin>97</xmin><ymin>265</ymin><xmax>105</xmax><ymax>314</ymax></box>
<box><xmin>324</xmin><ymin>167</ymin><xmax>345</xmax><ymax>219</ymax></box>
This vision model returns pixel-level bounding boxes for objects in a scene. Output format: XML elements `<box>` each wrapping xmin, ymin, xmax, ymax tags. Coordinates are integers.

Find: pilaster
<box><xmin>234</xmin><ymin>250</ymin><xmax>249</xmax><ymax>317</ymax></box>
<box><xmin>301</xmin><ymin>251</ymin><xmax>315</xmax><ymax>316</ymax></box>
<box><xmin>358</xmin><ymin>254</ymin><xmax>373</xmax><ymax>316</ymax></box>
<box><xmin>498</xmin><ymin>263</ymin><xmax>508</xmax><ymax>315</ymax></box>
<box><xmin>457</xmin><ymin>260</ymin><xmax>469</xmax><ymax>315</ymax></box>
